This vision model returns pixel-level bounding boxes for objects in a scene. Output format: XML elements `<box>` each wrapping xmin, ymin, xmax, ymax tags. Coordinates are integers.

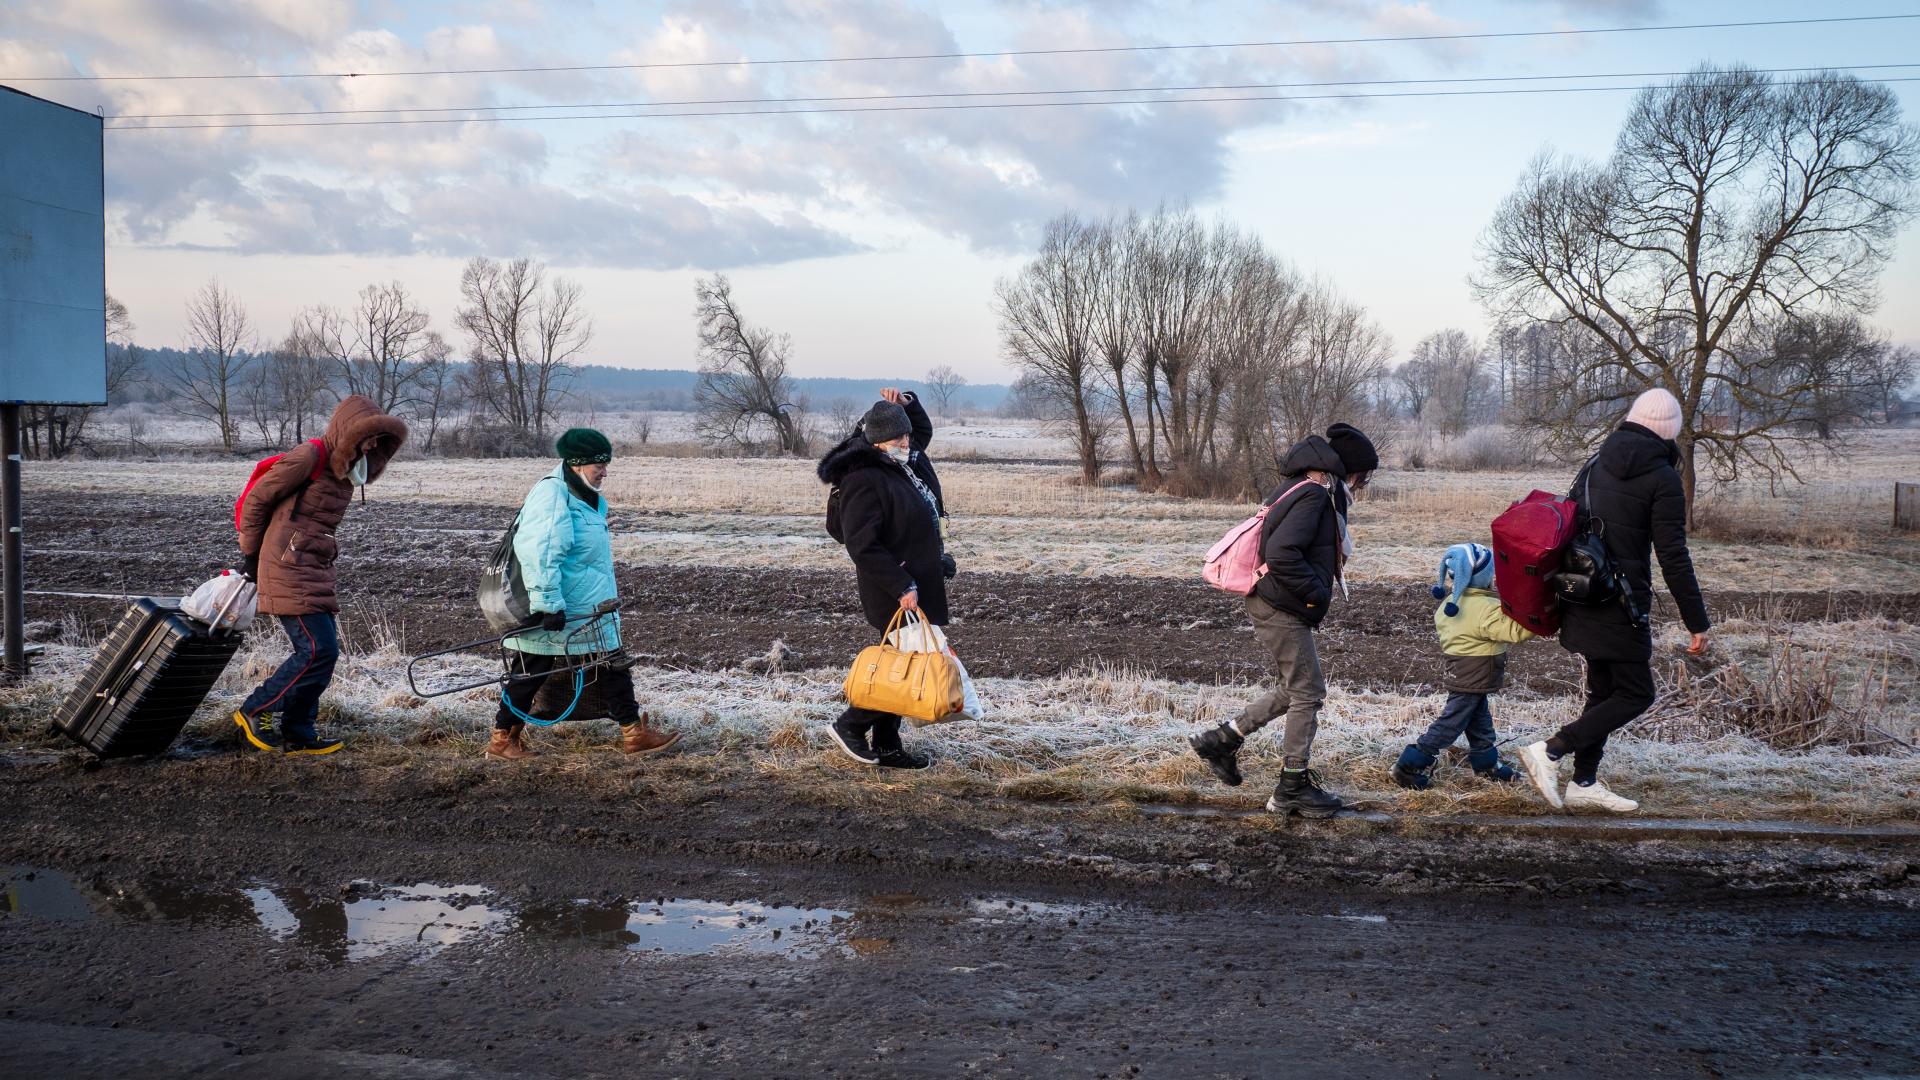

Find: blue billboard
<box><xmin>0</xmin><ymin>85</ymin><xmax>106</xmax><ymax>405</ymax></box>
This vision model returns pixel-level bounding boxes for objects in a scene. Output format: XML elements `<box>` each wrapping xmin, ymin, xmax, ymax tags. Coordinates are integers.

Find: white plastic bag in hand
<box><xmin>886</xmin><ymin>617</ymin><xmax>986</xmax><ymax>721</ymax></box>
<box><xmin>181</xmin><ymin>570</ymin><xmax>257</xmax><ymax>632</ymax></box>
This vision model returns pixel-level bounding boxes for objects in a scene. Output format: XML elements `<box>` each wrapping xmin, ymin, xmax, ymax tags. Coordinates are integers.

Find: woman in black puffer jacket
<box><xmin>816</xmin><ymin>391</ymin><xmax>948</xmax><ymax>769</ymax></box>
<box><xmin>1518</xmin><ymin>388</ymin><xmax>1711</xmax><ymax>814</ymax></box>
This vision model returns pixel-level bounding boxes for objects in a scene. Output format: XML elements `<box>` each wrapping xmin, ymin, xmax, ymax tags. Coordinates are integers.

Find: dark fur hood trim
<box><xmin>817</xmin><ymin>432</ymin><xmax>895</xmax><ymax>485</ymax></box>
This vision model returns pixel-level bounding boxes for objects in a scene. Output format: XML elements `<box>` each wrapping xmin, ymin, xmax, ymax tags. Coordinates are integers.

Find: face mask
<box><xmin>348</xmin><ymin>456</ymin><xmax>369</xmax><ymax>486</ymax></box>
<box><xmin>582</xmin><ymin>474</ymin><xmax>604</xmax><ymax>492</ymax></box>
<box><xmin>886</xmin><ymin>445</ymin><xmax>912</xmax><ymax>466</ymax></box>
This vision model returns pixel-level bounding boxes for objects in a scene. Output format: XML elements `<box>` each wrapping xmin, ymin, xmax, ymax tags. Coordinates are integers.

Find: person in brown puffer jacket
<box><xmin>232</xmin><ymin>395</ymin><xmax>408</xmax><ymax>755</ymax></box>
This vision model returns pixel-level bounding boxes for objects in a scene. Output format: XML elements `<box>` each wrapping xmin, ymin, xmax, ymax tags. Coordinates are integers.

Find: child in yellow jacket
<box><xmin>1392</xmin><ymin>542</ymin><xmax>1536</xmax><ymax>789</ymax></box>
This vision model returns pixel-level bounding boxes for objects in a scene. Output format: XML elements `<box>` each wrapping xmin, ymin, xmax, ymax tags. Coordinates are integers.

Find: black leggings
<box><xmin>1548</xmin><ymin>658</ymin><xmax>1656</xmax><ymax>783</ymax></box>
<box><xmin>835</xmin><ymin>705</ymin><xmax>905</xmax><ymax>755</ymax></box>
<box><xmin>495</xmin><ymin>652</ymin><xmax>641</xmax><ymax>731</ymax></box>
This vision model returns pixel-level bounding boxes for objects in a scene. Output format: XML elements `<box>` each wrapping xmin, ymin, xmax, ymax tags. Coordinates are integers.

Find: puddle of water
<box><xmin>3</xmin><ymin>867</ymin><xmax>852</xmax><ymax>963</ymax></box>
<box><xmin>518</xmin><ymin>897</ymin><xmax>852</xmax><ymax>959</ymax></box>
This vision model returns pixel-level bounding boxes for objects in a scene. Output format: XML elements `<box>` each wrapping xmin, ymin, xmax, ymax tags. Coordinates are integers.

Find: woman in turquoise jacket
<box><xmin>486</xmin><ymin>428</ymin><xmax>679</xmax><ymax>760</ymax></box>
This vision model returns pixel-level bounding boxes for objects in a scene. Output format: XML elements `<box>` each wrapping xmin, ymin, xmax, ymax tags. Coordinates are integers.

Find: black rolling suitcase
<box><xmin>53</xmin><ymin>598</ymin><xmax>244</xmax><ymax>759</ymax></box>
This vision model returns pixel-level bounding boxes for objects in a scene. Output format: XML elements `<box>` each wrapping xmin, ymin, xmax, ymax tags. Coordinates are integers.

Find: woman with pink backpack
<box><xmin>1190</xmin><ymin>434</ymin><xmax>1348</xmax><ymax>817</ymax></box>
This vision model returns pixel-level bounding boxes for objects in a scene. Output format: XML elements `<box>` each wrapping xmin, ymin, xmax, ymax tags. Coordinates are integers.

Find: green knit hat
<box><xmin>556</xmin><ymin>427</ymin><xmax>613</xmax><ymax>465</ymax></box>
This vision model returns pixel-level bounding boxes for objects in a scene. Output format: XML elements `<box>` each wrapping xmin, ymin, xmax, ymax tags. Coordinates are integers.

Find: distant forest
<box><xmin>116</xmin><ymin>346</ymin><xmax>1010</xmax><ymax>413</ymax></box>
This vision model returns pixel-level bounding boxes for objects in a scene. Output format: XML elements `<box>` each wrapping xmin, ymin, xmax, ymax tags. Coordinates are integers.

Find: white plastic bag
<box><xmin>181</xmin><ymin>570</ymin><xmax>257</xmax><ymax>633</ymax></box>
<box><xmin>886</xmin><ymin>616</ymin><xmax>986</xmax><ymax>721</ymax></box>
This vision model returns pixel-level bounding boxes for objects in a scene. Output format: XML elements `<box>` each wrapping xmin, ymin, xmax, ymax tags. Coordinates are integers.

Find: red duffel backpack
<box><xmin>1490</xmin><ymin>490</ymin><xmax>1579</xmax><ymax>636</ymax></box>
<box><xmin>234</xmin><ymin>438</ymin><xmax>327</xmax><ymax>532</ymax></box>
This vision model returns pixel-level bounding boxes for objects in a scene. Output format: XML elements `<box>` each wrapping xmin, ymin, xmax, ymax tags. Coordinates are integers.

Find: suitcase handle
<box><xmin>208</xmin><ymin>578</ymin><xmax>250</xmax><ymax>636</ymax></box>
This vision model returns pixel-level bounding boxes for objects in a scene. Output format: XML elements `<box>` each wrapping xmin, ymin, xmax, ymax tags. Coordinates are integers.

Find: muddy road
<box><xmin>4</xmin><ymin>757</ymin><xmax>1919</xmax><ymax>1078</ymax></box>
<box><xmin>17</xmin><ymin>492</ymin><xmax>1913</xmax><ymax>693</ymax></box>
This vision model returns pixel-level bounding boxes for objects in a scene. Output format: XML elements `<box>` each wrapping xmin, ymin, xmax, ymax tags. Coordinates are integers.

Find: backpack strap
<box><xmin>1254</xmin><ymin>477</ymin><xmax>1323</xmax><ymax>574</ymax></box>
<box><xmin>286</xmin><ymin>438</ymin><xmax>331</xmax><ymax>523</ymax></box>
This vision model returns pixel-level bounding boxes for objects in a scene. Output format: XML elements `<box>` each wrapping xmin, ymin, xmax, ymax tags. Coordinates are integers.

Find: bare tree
<box><xmin>339</xmin><ymin>281</ymin><xmax>436</xmax><ymax>415</ymax></box>
<box><xmin>1088</xmin><ymin>213</ymin><xmax>1148</xmax><ymax>475</ymax></box>
<box><xmin>239</xmin><ymin>326</ymin><xmax>331</xmax><ymax>446</ymax></box>
<box><xmin>1269</xmin><ymin>280</ymin><xmax>1392</xmax><ymax>447</ymax></box>
<box><xmin>1476</xmin><ymin>67</ymin><xmax>1920</xmax><ymax>516</ymax></box>
<box><xmin>21</xmin><ymin>293</ymin><xmax>145</xmax><ymax>458</ymax></box>
<box><xmin>922</xmin><ymin>364</ymin><xmax>968</xmax><ymax>414</ymax></box>
<box><xmin>1129</xmin><ymin>206</ymin><xmax>1218</xmax><ymax>482</ymax></box>
<box><xmin>457</xmin><ymin>257</ymin><xmax>589</xmax><ymax>441</ymax></box>
<box><xmin>169</xmin><ymin>279</ymin><xmax>255</xmax><ymax>451</ymax></box>
<box><xmin>1397</xmin><ymin>329</ymin><xmax>1494</xmax><ymax>433</ymax></box>
<box><xmin>1740</xmin><ymin>313</ymin><xmax>1913</xmax><ymax>438</ymax></box>
<box><xmin>995</xmin><ymin>214</ymin><xmax>1104</xmax><ymax>481</ymax></box>
<box><xmin>414</xmin><ymin>333</ymin><xmax>459</xmax><ymax>452</ymax></box>
<box><xmin>691</xmin><ymin>274</ymin><xmax>807</xmax><ymax>455</ymax></box>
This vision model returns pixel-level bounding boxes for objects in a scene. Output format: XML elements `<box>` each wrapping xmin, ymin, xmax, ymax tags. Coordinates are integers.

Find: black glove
<box><xmin>240</xmin><ymin>553</ymin><xmax>259</xmax><ymax>581</ymax></box>
<box><xmin>941</xmin><ymin>552</ymin><xmax>957</xmax><ymax>580</ymax></box>
<box><xmin>541</xmin><ymin>611</ymin><xmax>568</xmax><ymax>632</ymax></box>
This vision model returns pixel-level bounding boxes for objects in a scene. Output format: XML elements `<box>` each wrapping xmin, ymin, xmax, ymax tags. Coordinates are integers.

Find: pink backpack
<box><xmin>1203</xmin><ymin>479</ymin><xmax>1318</xmax><ymax>595</ymax></box>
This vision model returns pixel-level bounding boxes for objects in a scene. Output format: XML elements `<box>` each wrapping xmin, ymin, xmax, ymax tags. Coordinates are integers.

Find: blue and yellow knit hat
<box><xmin>1431</xmin><ymin>542</ymin><xmax>1494</xmax><ymax>617</ymax></box>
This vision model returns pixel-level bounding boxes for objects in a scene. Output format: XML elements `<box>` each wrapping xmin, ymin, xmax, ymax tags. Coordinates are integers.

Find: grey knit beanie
<box><xmin>860</xmin><ymin>400</ymin><xmax>912</xmax><ymax>444</ymax></box>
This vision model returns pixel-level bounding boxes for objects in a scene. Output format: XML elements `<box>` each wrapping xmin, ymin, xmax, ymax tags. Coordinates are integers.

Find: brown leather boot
<box><xmin>510</xmin><ymin>723</ymin><xmax>541</xmax><ymax>757</ymax></box>
<box><xmin>485</xmin><ymin>724</ymin><xmax>536</xmax><ymax>760</ymax></box>
<box><xmin>619</xmin><ymin>713</ymin><xmax>681</xmax><ymax>755</ymax></box>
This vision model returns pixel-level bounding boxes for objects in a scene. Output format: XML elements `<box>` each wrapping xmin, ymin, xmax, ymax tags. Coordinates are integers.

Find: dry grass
<box><xmin>6</xmin><ymin>636</ymin><xmax>1915</xmax><ymax>825</ymax></box>
<box><xmin>31</xmin><ymin>428</ymin><xmax>1919</xmax><ymax>588</ymax></box>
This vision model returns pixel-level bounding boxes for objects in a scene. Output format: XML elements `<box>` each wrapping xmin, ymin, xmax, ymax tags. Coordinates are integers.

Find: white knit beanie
<box><xmin>1624</xmin><ymin>388</ymin><xmax>1682</xmax><ymax>441</ymax></box>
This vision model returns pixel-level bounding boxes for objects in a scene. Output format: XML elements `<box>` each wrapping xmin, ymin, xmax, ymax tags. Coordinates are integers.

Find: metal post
<box><xmin>2</xmin><ymin>403</ymin><xmax>24</xmax><ymax>680</ymax></box>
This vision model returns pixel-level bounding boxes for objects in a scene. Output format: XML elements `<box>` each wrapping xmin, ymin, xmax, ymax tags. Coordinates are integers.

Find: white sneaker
<box><xmin>1564</xmin><ymin>780</ymin><xmax>1639</xmax><ymax>814</ymax></box>
<box><xmin>1517</xmin><ymin>741</ymin><xmax>1564</xmax><ymax>810</ymax></box>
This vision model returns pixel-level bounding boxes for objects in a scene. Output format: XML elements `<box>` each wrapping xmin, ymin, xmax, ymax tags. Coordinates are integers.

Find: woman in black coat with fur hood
<box><xmin>816</xmin><ymin>389</ymin><xmax>947</xmax><ymax>769</ymax></box>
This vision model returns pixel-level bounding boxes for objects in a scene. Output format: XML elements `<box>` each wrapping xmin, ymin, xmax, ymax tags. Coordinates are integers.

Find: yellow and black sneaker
<box><xmin>234</xmin><ymin>709</ymin><xmax>278</xmax><ymax>752</ymax></box>
<box><xmin>282</xmin><ymin>736</ymin><xmax>344</xmax><ymax>756</ymax></box>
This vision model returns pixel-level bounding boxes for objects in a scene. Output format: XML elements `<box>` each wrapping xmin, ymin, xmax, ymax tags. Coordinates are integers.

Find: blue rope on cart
<box><xmin>498</xmin><ymin>666</ymin><xmax>585</xmax><ymax>728</ymax></box>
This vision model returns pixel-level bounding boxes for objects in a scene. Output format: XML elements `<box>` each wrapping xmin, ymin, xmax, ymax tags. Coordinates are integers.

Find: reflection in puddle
<box><xmin>518</xmin><ymin>897</ymin><xmax>852</xmax><ymax>959</ymax></box>
<box><xmin>4</xmin><ymin>867</ymin><xmax>852</xmax><ymax>964</ymax></box>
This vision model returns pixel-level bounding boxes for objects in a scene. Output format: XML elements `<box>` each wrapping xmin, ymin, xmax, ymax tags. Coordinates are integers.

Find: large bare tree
<box><xmin>170</xmin><ymin>279</ymin><xmax>255</xmax><ymax>451</ymax></box>
<box><xmin>691</xmin><ymin>274</ymin><xmax>808</xmax><ymax>455</ymax></box>
<box><xmin>340</xmin><ymin>281</ymin><xmax>436</xmax><ymax>414</ymax></box>
<box><xmin>457</xmin><ymin>257</ymin><xmax>590</xmax><ymax>441</ymax></box>
<box><xmin>1476</xmin><ymin>67</ymin><xmax>1919</xmax><ymax>514</ymax></box>
<box><xmin>994</xmin><ymin>214</ymin><xmax>1104</xmax><ymax>481</ymax></box>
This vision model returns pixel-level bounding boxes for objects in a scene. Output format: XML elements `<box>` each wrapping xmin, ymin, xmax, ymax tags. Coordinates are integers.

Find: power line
<box><xmin>107</xmin><ymin>75</ymin><xmax>1920</xmax><ymax>132</ymax></box>
<box><xmin>17</xmin><ymin>13</ymin><xmax>1920</xmax><ymax>84</ymax></box>
<box><xmin>106</xmin><ymin>63</ymin><xmax>1920</xmax><ymax>121</ymax></box>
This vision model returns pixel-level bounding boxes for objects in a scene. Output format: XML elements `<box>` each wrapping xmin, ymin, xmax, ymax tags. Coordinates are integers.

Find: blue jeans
<box><xmin>1415</xmin><ymin>692</ymin><xmax>1496</xmax><ymax>757</ymax></box>
<box><xmin>240</xmin><ymin>613</ymin><xmax>339</xmax><ymax>743</ymax></box>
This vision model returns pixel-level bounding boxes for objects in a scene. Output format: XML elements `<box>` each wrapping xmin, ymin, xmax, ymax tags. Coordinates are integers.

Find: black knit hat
<box><xmin>556</xmin><ymin>427</ymin><xmax>613</xmax><ymax>465</ymax></box>
<box><xmin>1326</xmin><ymin>422</ymin><xmax>1379</xmax><ymax>475</ymax></box>
<box><xmin>860</xmin><ymin>400</ymin><xmax>912</xmax><ymax>444</ymax></box>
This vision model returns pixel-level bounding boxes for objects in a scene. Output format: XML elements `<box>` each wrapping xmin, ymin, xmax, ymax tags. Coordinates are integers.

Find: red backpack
<box><xmin>234</xmin><ymin>438</ymin><xmax>327</xmax><ymax>532</ymax></box>
<box><xmin>1489</xmin><ymin>490</ymin><xmax>1580</xmax><ymax>636</ymax></box>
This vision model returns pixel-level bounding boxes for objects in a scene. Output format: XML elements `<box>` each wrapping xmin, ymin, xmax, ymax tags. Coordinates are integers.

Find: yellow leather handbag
<box><xmin>843</xmin><ymin>608</ymin><xmax>966</xmax><ymax>725</ymax></box>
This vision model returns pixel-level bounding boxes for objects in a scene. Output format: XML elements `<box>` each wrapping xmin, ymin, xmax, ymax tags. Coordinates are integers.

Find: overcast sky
<box><xmin>6</xmin><ymin>0</ymin><xmax>1918</xmax><ymax>381</ymax></box>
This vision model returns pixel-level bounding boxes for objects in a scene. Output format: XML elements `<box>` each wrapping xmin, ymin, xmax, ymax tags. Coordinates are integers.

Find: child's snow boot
<box><xmin>1391</xmin><ymin>744</ymin><xmax>1436</xmax><ymax>790</ymax></box>
<box><xmin>1469</xmin><ymin>746</ymin><xmax>1517</xmax><ymax>782</ymax></box>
